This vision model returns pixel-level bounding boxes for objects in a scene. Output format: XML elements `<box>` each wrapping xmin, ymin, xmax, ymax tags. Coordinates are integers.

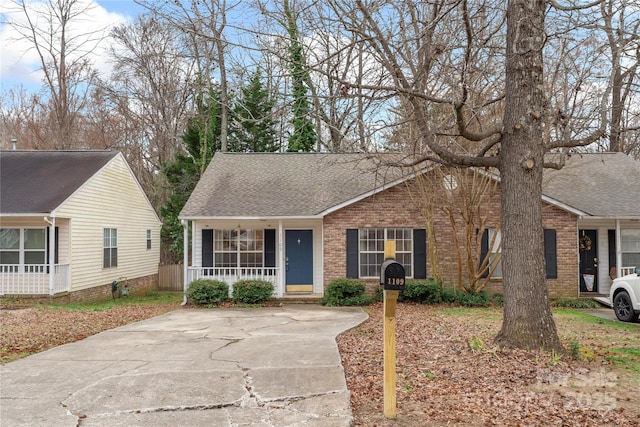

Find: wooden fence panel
<box><xmin>158</xmin><ymin>264</ymin><xmax>183</xmax><ymax>291</ymax></box>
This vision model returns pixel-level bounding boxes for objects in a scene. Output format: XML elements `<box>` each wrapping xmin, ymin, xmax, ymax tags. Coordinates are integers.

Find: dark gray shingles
<box><xmin>181</xmin><ymin>153</ymin><xmax>410</xmax><ymax>217</ymax></box>
<box><xmin>542</xmin><ymin>152</ymin><xmax>640</xmax><ymax>217</ymax></box>
<box><xmin>0</xmin><ymin>150</ymin><xmax>118</xmax><ymax>214</ymax></box>
<box><xmin>183</xmin><ymin>151</ymin><xmax>640</xmax><ymax>219</ymax></box>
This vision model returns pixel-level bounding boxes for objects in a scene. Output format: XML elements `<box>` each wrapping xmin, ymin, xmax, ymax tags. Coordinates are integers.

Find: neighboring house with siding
<box><xmin>0</xmin><ymin>150</ymin><xmax>162</xmax><ymax>300</ymax></box>
<box><xmin>179</xmin><ymin>152</ymin><xmax>640</xmax><ymax>300</ymax></box>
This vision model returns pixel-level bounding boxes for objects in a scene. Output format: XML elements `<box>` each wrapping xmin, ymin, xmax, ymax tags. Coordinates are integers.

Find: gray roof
<box><xmin>0</xmin><ymin>150</ymin><xmax>118</xmax><ymax>214</ymax></box>
<box><xmin>181</xmin><ymin>153</ymin><xmax>411</xmax><ymax>217</ymax></box>
<box><xmin>542</xmin><ymin>152</ymin><xmax>640</xmax><ymax>217</ymax></box>
<box><xmin>182</xmin><ymin>151</ymin><xmax>640</xmax><ymax>219</ymax></box>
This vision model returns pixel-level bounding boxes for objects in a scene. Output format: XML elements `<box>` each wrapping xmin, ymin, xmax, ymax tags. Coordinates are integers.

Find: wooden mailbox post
<box><xmin>380</xmin><ymin>241</ymin><xmax>405</xmax><ymax>419</ymax></box>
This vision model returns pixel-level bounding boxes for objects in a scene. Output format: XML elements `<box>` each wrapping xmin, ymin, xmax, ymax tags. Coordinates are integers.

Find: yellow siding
<box><xmin>54</xmin><ymin>154</ymin><xmax>161</xmax><ymax>292</ymax></box>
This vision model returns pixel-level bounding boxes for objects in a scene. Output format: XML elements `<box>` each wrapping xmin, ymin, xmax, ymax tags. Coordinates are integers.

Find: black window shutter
<box><xmin>202</xmin><ymin>229</ymin><xmax>214</xmax><ymax>267</ymax></box>
<box><xmin>413</xmin><ymin>229</ymin><xmax>427</xmax><ymax>279</ymax></box>
<box><xmin>346</xmin><ymin>229</ymin><xmax>359</xmax><ymax>278</ymax></box>
<box><xmin>544</xmin><ymin>229</ymin><xmax>557</xmax><ymax>279</ymax></box>
<box><xmin>479</xmin><ymin>229</ymin><xmax>489</xmax><ymax>278</ymax></box>
<box><xmin>608</xmin><ymin>229</ymin><xmax>616</xmax><ymax>274</ymax></box>
<box><xmin>46</xmin><ymin>226</ymin><xmax>59</xmax><ymax>267</ymax></box>
<box><xmin>264</xmin><ymin>229</ymin><xmax>276</xmax><ymax>267</ymax></box>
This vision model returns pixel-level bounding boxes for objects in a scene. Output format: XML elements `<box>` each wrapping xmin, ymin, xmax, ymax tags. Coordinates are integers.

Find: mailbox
<box><xmin>380</xmin><ymin>260</ymin><xmax>406</xmax><ymax>290</ymax></box>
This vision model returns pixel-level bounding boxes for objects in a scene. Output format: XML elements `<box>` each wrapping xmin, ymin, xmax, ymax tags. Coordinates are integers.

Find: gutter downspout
<box><xmin>44</xmin><ymin>216</ymin><xmax>55</xmax><ymax>295</ymax></box>
<box><xmin>182</xmin><ymin>220</ymin><xmax>188</xmax><ymax>305</ymax></box>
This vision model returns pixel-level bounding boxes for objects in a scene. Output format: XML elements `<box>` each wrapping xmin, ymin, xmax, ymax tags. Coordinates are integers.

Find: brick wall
<box><xmin>323</xmin><ymin>175</ymin><xmax>579</xmax><ymax>298</ymax></box>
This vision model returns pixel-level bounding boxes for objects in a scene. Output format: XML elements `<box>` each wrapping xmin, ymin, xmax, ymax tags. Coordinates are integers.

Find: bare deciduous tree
<box><xmin>5</xmin><ymin>0</ymin><xmax>105</xmax><ymax>149</ymax></box>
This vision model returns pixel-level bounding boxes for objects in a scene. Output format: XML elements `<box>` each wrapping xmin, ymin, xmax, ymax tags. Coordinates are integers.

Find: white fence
<box><xmin>621</xmin><ymin>266</ymin><xmax>637</xmax><ymax>276</ymax></box>
<box><xmin>0</xmin><ymin>264</ymin><xmax>70</xmax><ymax>295</ymax></box>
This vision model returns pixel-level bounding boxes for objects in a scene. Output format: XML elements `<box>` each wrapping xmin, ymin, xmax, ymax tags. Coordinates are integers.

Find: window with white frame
<box><xmin>359</xmin><ymin>228</ymin><xmax>412</xmax><ymax>277</ymax></box>
<box><xmin>103</xmin><ymin>228</ymin><xmax>118</xmax><ymax>268</ymax></box>
<box><xmin>622</xmin><ymin>229</ymin><xmax>640</xmax><ymax>268</ymax></box>
<box><xmin>146</xmin><ymin>229</ymin><xmax>152</xmax><ymax>250</ymax></box>
<box><xmin>214</xmin><ymin>229</ymin><xmax>263</xmax><ymax>268</ymax></box>
<box><xmin>0</xmin><ymin>228</ymin><xmax>47</xmax><ymax>272</ymax></box>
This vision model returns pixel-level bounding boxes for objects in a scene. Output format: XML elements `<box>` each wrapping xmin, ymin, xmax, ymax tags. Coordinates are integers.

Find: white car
<box><xmin>610</xmin><ymin>267</ymin><xmax>640</xmax><ymax>322</ymax></box>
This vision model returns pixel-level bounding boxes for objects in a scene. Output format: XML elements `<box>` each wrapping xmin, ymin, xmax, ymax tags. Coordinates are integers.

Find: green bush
<box><xmin>399</xmin><ymin>279</ymin><xmax>442</xmax><ymax>304</ymax></box>
<box><xmin>232</xmin><ymin>280</ymin><xmax>274</xmax><ymax>304</ymax></box>
<box><xmin>438</xmin><ymin>286</ymin><xmax>491</xmax><ymax>307</ymax></box>
<box><xmin>319</xmin><ymin>278</ymin><xmax>373</xmax><ymax>306</ymax></box>
<box><xmin>552</xmin><ymin>298</ymin><xmax>601</xmax><ymax>309</ymax></box>
<box><xmin>456</xmin><ymin>290</ymin><xmax>490</xmax><ymax>307</ymax></box>
<box><xmin>188</xmin><ymin>279</ymin><xmax>229</xmax><ymax>305</ymax></box>
<box><xmin>441</xmin><ymin>287</ymin><xmax>459</xmax><ymax>304</ymax></box>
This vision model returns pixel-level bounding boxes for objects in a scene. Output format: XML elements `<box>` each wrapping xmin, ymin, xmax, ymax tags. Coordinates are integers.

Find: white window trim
<box><xmin>358</xmin><ymin>228</ymin><xmax>413</xmax><ymax>279</ymax></box>
<box><xmin>0</xmin><ymin>227</ymin><xmax>47</xmax><ymax>268</ymax></box>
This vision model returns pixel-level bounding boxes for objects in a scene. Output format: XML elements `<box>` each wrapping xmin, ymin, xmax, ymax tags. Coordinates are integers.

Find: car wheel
<box><xmin>613</xmin><ymin>291</ymin><xmax>636</xmax><ymax>322</ymax></box>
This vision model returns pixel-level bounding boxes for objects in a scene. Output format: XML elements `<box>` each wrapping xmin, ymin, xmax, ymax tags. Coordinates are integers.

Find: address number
<box><xmin>386</xmin><ymin>277</ymin><xmax>405</xmax><ymax>286</ymax></box>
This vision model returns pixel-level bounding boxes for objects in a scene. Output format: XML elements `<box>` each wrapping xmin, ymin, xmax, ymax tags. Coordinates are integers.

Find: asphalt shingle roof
<box><xmin>542</xmin><ymin>152</ymin><xmax>640</xmax><ymax>217</ymax></box>
<box><xmin>0</xmin><ymin>150</ymin><xmax>118</xmax><ymax>214</ymax></box>
<box><xmin>182</xmin><ymin>151</ymin><xmax>640</xmax><ymax>219</ymax></box>
<box><xmin>181</xmin><ymin>153</ymin><xmax>411</xmax><ymax>217</ymax></box>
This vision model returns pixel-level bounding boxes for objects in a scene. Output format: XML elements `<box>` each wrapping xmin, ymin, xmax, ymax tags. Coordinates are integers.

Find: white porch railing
<box><xmin>0</xmin><ymin>264</ymin><xmax>70</xmax><ymax>295</ymax></box>
<box><xmin>621</xmin><ymin>266</ymin><xmax>637</xmax><ymax>276</ymax></box>
<box><xmin>186</xmin><ymin>267</ymin><xmax>280</xmax><ymax>297</ymax></box>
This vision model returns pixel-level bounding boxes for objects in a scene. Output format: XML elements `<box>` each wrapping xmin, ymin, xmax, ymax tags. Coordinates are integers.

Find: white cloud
<box><xmin>0</xmin><ymin>0</ymin><xmax>132</xmax><ymax>91</ymax></box>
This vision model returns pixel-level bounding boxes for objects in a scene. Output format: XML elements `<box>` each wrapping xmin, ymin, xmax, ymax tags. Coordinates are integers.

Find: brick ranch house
<box><xmin>0</xmin><ymin>150</ymin><xmax>162</xmax><ymax>301</ymax></box>
<box><xmin>179</xmin><ymin>152</ymin><xmax>640</xmax><ymax>300</ymax></box>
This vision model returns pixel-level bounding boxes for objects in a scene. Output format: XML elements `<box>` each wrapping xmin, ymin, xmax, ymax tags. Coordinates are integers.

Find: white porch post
<box><xmin>182</xmin><ymin>220</ymin><xmax>188</xmax><ymax>305</ymax></box>
<box><xmin>48</xmin><ymin>216</ymin><xmax>55</xmax><ymax>295</ymax></box>
<box><xmin>615</xmin><ymin>219</ymin><xmax>622</xmax><ymax>279</ymax></box>
<box><xmin>278</xmin><ymin>220</ymin><xmax>284</xmax><ymax>297</ymax></box>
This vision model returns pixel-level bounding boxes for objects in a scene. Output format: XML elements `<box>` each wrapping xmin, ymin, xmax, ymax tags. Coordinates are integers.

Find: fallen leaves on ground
<box><xmin>337</xmin><ymin>303</ymin><xmax>639</xmax><ymax>427</ymax></box>
<box><xmin>2</xmin><ymin>301</ymin><xmax>638</xmax><ymax>426</ymax></box>
<box><xmin>1</xmin><ymin>304</ymin><xmax>176</xmax><ymax>363</ymax></box>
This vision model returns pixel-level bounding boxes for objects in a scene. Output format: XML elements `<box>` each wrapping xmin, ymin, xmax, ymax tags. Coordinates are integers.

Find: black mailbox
<box><xmin>380</xmin><ymin>260</ymin><xmax>406</xmax><ymax>290</ymax></box>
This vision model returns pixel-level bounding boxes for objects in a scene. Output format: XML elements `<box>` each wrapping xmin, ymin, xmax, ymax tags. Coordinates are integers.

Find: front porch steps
<box><xmin>280</xmin><ymin>293</ymin><xmax>323</xmax><ymax>304</ymax></box>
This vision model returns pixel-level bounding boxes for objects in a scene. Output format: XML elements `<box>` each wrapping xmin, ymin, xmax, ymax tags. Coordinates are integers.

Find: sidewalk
<box><xmin>0</xmin><ymin>305</ymin><xmax>368</xmax><ymax>426</ymax></box>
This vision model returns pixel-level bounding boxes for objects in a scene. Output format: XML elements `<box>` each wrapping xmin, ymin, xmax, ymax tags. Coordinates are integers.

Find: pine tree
<box><xmin>230</xmin><ymin>68</ymin><xmax>279</xmax><ymax>152</ymax></box>
<box><xmin>160</xmin><ymin>89</ymin><xmax>221</xmax><ymax>261</ymax></box>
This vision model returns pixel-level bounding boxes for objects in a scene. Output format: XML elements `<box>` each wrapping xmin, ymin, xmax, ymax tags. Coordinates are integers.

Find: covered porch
<box><xmin>0</xmin><ymin>216</ymin><xmax>70</xmax><ymax>296</ymax></box>
<box><xmin>578</xmin><ymin>218</ymin><xmax>640</xmax><ymax>296</ymax></box>
<box><xmin>181</xmin><ymin>218</ymin><xmax>324</xmax><ymax>299</ymax></box>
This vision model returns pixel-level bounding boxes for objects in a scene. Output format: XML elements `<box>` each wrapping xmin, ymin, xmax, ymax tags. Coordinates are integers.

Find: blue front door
<box><xmin>285</xmin><ymin>230</ymin><xmax>313</xmax><ymax>292</ymax></box>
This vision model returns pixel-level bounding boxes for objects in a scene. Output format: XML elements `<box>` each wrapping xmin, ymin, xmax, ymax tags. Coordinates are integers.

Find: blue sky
<box><xmin>0</xmin><ymin>0</ymin><xmax>144</xmax><ymax>94</ymax></box>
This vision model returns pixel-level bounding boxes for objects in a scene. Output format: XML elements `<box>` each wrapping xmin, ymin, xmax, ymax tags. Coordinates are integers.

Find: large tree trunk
<box><xmin>495</xmin><ymin>0</ymin><xmax>563</xmax><ymax>353</ymax></box>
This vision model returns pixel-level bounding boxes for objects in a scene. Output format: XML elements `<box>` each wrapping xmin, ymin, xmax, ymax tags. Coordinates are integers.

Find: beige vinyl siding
<box><xmin>54</xmin><ymin>154</ymin><xmax>161</xmax><ymax>292</ymax></box>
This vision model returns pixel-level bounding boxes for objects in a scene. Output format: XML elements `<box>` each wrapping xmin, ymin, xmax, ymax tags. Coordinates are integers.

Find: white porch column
<box><xmin>48</xmin><ymin>216</ymin><xmax>55</xmax><ymax>295</ymax></box>
<box><xmin>182</xmin><ymin>220</ymin><xmax>189</xmax><ymax>305</ymax></box>
<box><xmin>278</xmin><ymin>220</ymin><xmax>284</xmax><ymax>297</ymax></box>
<box><xmin>615</xmin><ymin>219</ymin><xmax>622</xmax><ymax>278</ymax></box>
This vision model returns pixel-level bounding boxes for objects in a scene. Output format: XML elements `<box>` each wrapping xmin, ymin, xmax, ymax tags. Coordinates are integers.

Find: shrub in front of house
<box><xmin>399</xmin><ymin>279</ymin><xmax>443</xmax><ymax>304</ymax></box>
<box><xmin>232</xmin><ymin>279</ymin><xmax>274</xmax><ymax>304</ymax></box>
<box><xmin>320</xmin><ymin>278</ymin><xmax>373</xmax><ymax>306</ymax></box>
<box><xmin>552</xmin><ymin>298</ymin><xmax>601</xmax><ymax>309</ymax></box>
<box><xmin>188</xmin><ymin>279</ymin><xmax>229</xmax><ymax>305</ymax></box>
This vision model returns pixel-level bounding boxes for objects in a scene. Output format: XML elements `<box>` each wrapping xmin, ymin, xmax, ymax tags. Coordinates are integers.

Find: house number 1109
<box><xmin>386</xmin><ymin>278</ymin><xmax>405</xmax><ymax>286</ymax></box>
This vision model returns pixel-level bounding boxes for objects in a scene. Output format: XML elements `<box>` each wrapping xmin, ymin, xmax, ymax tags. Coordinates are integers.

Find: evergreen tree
<box><xmin>230</xmin><ymin>68</ymin><xmax>279</xmax><ymax>152</ymax></box>
<box><xmin>284</xmin><ymin>0</ymin><xmax>316</xmax><ymax>152</ymax></box>
<box><xmin>160</xmin><ymin>89</ymin><xmax>221</xmax><ymax>261</ymax></box>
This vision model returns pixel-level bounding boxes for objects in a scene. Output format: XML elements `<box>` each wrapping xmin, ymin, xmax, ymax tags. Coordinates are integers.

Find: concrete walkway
<box><xmin>0</xmin><ymin>305</ymin><xmax>368</xmax><ymax>427</ymax></box>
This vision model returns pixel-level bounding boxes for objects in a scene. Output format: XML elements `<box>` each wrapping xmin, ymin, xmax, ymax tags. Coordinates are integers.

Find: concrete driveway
<box><xmin>0</xmin><ymin>305</ymin><xmax>368</xmax><ymax>427</ymax></box>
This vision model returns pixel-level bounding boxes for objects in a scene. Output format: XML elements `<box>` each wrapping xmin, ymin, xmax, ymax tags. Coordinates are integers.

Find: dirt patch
<box><xmin>337</xmin><ymin>303</ymin><xmax>640</xmax><ymax>426</ymax></box>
